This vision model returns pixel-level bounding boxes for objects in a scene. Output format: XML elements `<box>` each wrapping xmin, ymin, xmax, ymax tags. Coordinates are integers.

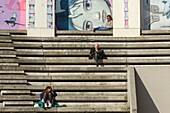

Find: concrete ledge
<box><xmin>0</xmin><ymin>94</ymin><xmax>127</xmax><ymax>101</ymax></box>
<box><xmin>27</xmin><ymin>74</ymin><xmax>127</xmax><ymax>81</ymax></box>
<box><xmin>0</xmin><ymin>103</ymin><xmax>129</xmax><ymax>112</ymax></box>
<box><xmin>0</xmin><ymin>75</ymin><xmax>27</xmax><ymax>80</ymax></box>
<box><xmin>142</xmin><ymin>30</ymin><xmax>170</xmax><ymax>35</ymax></box>
<box><xmin>15</xmin><ymin>49</ymin><xmax>170</xmax><ymax>56</ymax></box>
<box><xmin>0</xmin><ymin>30</ymin><xmax>27</xmax><ymax>35</ymax></box>
<box><xmin>56</xmin><ymin>30</ymin><xmax>113</xmax><ymax>35</ymax></box>
<box><xmin>0</xmin><ymin>43</ymin><xmax>13</xmax><ymax>47</ymax></box>
<box><xmin>3</xmin><ymin>57</ymin><xmax>170</xmax><ymax>64</ymax></box>
<box><xmin>10</xmin><ymin>35</ymin><xmax>170</xmax><ymax>42</ymax></box>
<box><xmin>13</xmin><ymin>42</ymin><xmax>170</xmax><ymax>49</ymax></box>
<box><xmin>0</xmin><ymin>66</ymin><xmax>127</xmax><ymax>72</ymax></box>
<box><xmin>0</xmin><ymin>80</ymin><xmax>27</xmax><ymax>84</ymax></box>
<box><xmin>0</xmin><ymin>85</ymin><xmax>127</xmax><ymax>91</ymax></box>
<box><xmin>3</xmin><ymin>101</ymin><xmax>33</xmax><ymax>106</ymax></box>
<box><xmin>1</xmin><ymin>90</ymin><xmax>30</xmax><ymax>95</ymax></box>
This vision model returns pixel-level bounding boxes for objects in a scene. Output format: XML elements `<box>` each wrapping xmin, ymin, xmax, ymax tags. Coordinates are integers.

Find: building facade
<box><xmin>0</xmin><ymin>0</ymin><xmax>170</xmax><ymax>37</ymax></box>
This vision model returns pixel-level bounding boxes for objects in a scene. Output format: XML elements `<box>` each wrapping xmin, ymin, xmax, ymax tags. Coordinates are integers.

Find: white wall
<box><xmin>135</xmin><ymin>66</ymin><xmax>170</xmax><ymax>113</ymax></box>
<box><xmin>113</xmin><ymin>0</ymin><xmax>140</xmax><ymax>37</ymax></box>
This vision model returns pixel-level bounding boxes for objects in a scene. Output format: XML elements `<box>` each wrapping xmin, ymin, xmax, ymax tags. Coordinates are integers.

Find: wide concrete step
<box><xmin>0</xmin><ymin>36</ymin><xmax>12</xmax><ymax>43</ymax></box>
<box><xmin>0</xmin><ymin>70</ymin><xmax>24</xmax><ymax>74</ymax></box>
<box><xmin>0</xmin><ymin>50</ymin><xmax>16</xmax><ymax>55</ymax></box>
<box><xmin>0</xmin><ymin>66</ymin><xmax>127</xmax><ymax>72</ymax></box>
<box><xmin>1</xmin><ymin>90</ymin><xmax>30</xmax><ymax>95</ymax></box>
<box><xmin>0</xmin><ymin>43</ymin><xmax>13</xmax><ymax>47</ymax></box>
<box><xmin>2</xmin><ymin>57</ymin><xmax>170</xmax><ymax>64</ymax></box>
<box><xmin>28</xmin><ymin>82</ymin><xmax>126</xmax><ymax>86</ymax></box>
<box><xmin>31</xmin><ymin>92</ymin><xmax>127</xmax><ymax>96</ymax></box>
<box><xmin>0</xmin><ymin>74</ymin><xmax>27</xmax><ymax>80</ymax></box>
<box><xmin>0</xmin><ymin>73</ymin><xmax>126</xmax><ymax>80</ymax></box>
<box><xmin>0</xmin><ymin>102</ymin><xmax>129</xmax><ymax>112</ymax></box>
<box><xmin>0</xmin><ymin>47</ymin><xmax>14</xmax><ymax>50</ymax></box>
<box><xmin>0</xmin><ymin>63</ymin><xmax>18</xmax><ymax>66</ymax></box>
<box><xmin>0</xmin><ymin>94</ymin><xmax>127</xmax><ymax>101</ymax></box>
<box><xmin>0</xmin><ymin>80</ymin><xmax>27</xmax><ymax>84</ymax></box>
<box><xmin>26</xmin><ymin>74</ymin><xmax>127</xmax><ymax>81</ymax></box>
<box><xmin>3</xmin><ymin>101</ymin><xmax>33</xmax><ymax>106</ymax></box>
<box><xmin>15</xmin><ymin>49</ymin><xmax>170</xmax><ymax>56</ymax></box>
<box><xmin>0</xmin><ymin>85</ymin><xmax>127</xmax><ymax>91</ymax></box>
<box><xmin>11</xmin><ymin>35</ymin><xmax>170</xmax><ymax>42</ymax></box>
<box><xmin>13</xmin><ymin>42</ymin><xmax>170</xmax><ymax>49</ymax></box>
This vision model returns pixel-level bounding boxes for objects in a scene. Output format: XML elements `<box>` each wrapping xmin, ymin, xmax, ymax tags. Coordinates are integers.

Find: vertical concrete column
<box><xmin>113</xmin><ymin>0</ymin><xmax>140</xmax><ymax>37</ymax></box>
<box><xmin>27</xmin><ymin>0</ymin><xmax>55</xmax><ymax>37</ymax></box>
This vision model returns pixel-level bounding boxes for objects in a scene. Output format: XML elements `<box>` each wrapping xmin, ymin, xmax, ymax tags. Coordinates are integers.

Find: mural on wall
<box><xmin>0</xmin><ymin>0</ymin><xmax>26</xmax><ymax>30</ymax></box>
<box><xmin>55</xmin><ymin>0</ymin><xmax>113</xmax><ymax>30</ymax></box>
<box><xmin>124</xmin><ymin>0</ymin><xmax>129</xmax><ymax>28</ymax></box>
<box><xmin>142</xmin><ymin>0</ymin><xmax>170</xmax><ymax>30</ymax></box>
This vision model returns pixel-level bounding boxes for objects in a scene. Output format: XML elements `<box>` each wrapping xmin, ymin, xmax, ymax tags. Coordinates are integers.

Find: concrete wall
<box><xmin>135</xmin><ymin>66</ymin><xmax>170</xmax><ymax>113</ymax></box>
<box><xmin>113</xmin><ymin>0</ymin><xmax>140</xmax><ymax>37</ymax></box>
<box><xmin>27</xmin><ymin>0</ymin><xmax>55</xmax><ymax>37</ymax></box>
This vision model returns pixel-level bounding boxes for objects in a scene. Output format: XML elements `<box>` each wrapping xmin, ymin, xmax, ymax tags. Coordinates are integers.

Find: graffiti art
<box><xmin>0</xmin><ymin>0</ymin><xmax>26</xmax><ymax>30</ymax></box>
<box><xmin>142</xmin><ymin>0</ymin><xmax>170</xmax><ymax>30</ymax></box>
<box><xmin>55</xmin><ymin>0</ymin><xmax>113</xmax><ymax>30</ymax></box>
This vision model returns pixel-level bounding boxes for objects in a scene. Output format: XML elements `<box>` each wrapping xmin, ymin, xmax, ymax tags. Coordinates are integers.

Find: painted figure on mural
<box><xmin>0</xmin><ymin>6</ymin><xmax>4</xmax><ymax>14</ymax></box>
<box><xmin>4</xmin><ymin>13</ymin><xmax>25</xmax><ymax>27</ymax></box>
<box><xmin>56</xmin><ymin>0</ymin><xmax>113</xmax><ymax>30</ymax></box>
<box><xmin>6</xmin><ymin>0</ymin><xmax>26</xmax><ymax>11</ymax></box>
<box><xmin>0</xmin><ymin>0</ymin><xmax>26</xmax><ymax>30</ymax></box>
<box><xmin>143</xmin><ymin>0</ymin><xmax>170</xmax><ymax>30</ymax></box>
<box><xmin>162</xmin><ymin>0</ymin><xmax>170</xmax><ymax>19</ymax></box>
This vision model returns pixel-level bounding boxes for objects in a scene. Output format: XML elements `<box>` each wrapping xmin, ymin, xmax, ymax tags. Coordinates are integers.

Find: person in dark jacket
<box><xmin>89</xmin><ymin>43</ymin><xmax>106</xmax><ymax>67</ymax></box>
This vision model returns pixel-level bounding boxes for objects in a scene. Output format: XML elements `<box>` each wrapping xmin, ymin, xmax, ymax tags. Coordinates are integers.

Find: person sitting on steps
<box><xmin>93</xmin><ymin>15</ymin><xmax>113</xmax><ymax>32</ymax></box>
<box><xmin>89</xmin><ymin>43</ymin><xmax>106</xmax><ymax>67</ymax></box>
<box><xmin>34</xmin><ymin>86</ymin><xmax>59</xmax><ymax>108</ymax></box>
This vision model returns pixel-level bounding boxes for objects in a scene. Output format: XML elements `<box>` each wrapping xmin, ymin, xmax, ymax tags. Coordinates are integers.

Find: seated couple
<box><xmin>93</xmin><ymin>15</ymin><xmax>113</xmax><ymax>32</ymax></box>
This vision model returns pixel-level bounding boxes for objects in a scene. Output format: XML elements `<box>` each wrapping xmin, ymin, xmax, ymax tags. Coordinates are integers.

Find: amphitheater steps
<box><xmin>0</xmin><ymin>104</ymin><xmax>129</xmax><ymax>112</ymax></box>
<box><xmin>3</xmin><ymin>35</ymin><xmax>170</xmax><ymax>112</ymax></box>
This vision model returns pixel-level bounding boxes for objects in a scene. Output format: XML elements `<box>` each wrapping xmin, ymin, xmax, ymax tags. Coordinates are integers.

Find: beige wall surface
<box><xmin>135</xmin><ymin>66</ymin><xmax>170</xmax><ymax>113</ymax></box>
<box><xmin>113</xmin><ymin>0</ymin><xmax>140</xmax><ymax>37</ymax></box>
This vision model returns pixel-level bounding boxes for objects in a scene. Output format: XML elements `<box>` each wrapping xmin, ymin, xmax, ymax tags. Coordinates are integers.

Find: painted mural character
<box><xmin>0</xmin><ymin>6</ymin><xmax>4</xmax><ymax>14</ymax></box>
<box><xmin>162</xmin><ymin>0</ymin><xmax>170</xmax><ymax>19</ymax></box>
<box><xmin>56</xmin><ymin>0</ymin><xmax>112</xmax><ymax>30</ymax></box>
<box><xmin>6</xmin><ymin>0</ymin><xmax>26</xmax><ymax>11</ymax></box>
<box><xmin>4</xmin><ymin>13</ymin><xmax>25</xmax><ymax>27</ymax></box>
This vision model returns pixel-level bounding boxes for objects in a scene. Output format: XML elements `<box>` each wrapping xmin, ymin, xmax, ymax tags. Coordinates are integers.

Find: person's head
<box><xmin>94</xmin><ymin>43</ymin><xmax>99</xmax><ymax>49</ymax></box>
<box><xmin>44</xmin><ymin>86</ymin><xmax>52</xmax><ymax>93</ymax></box>
<box><xmin>107</xmin><ymin>15</ymin><xmax>112</xmax><ymax>21</ymax></box>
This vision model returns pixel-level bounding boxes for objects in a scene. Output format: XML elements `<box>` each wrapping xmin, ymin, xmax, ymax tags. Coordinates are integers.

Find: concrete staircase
<box><xmin>1</xmin><ymin>33</ymin><xmax>170</xmax><ymax>112</ymax></box>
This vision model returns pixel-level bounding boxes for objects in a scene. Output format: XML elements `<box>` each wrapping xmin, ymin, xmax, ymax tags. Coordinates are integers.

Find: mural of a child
<box><xmin>56</xmin><ymin>0</ymin><xmax>113</xmax><ymax>30</ymax></box>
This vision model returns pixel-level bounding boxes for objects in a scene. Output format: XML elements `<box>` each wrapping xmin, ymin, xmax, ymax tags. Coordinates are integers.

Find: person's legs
<box><xmin>98</xmin><ymin>27</ymin><xmax>111</xmax><ymax>31</ymax></box>
<box><xmin>48</xmin><ymin>93</ymin><xmax>53</xmax><ymax>103</ymax></box>
<box><xmin>94</xmin><ymin>52</ymin><xmax>98</xmax><ymax>67</ymax></box>
<box><xmin>43</xmin><ymin>93</ymin><xmax>48</xmax><ymax>107</ymax></box>
<box><xmin>46</xmin><ymin>93</ymin><xmax>53</xmax><ymax>107</ymax></box>
<box><xmin>93</xmin><ymin>27</ymin><xmax>101</xmax><ymax>32</ymax></box>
